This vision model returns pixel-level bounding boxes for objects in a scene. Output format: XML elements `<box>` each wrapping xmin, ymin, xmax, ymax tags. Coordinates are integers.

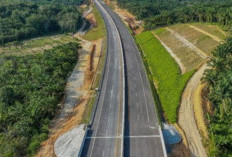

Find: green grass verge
<box><xmin>81</xmin><ymin>93</ymin><xmax>96</xmax><ymax>124</ymax></box>
<box><xmin>82</xmin><ymin>6</ymin><xmax>106</xmax><ymax>41</ymax></box>
<box><xmin>136</xmin><ymin>31</ymin><xmax>195</xmax><ymax>123</ymax></box>
<box><xmin>228</xmin><ymin>152</ymin><xmax>232</xmax><ymax>157</ymax></box>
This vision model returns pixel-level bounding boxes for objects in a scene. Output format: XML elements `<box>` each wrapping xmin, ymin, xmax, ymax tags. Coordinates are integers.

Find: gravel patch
<box><xmin>54</xmin><ymin>124</ymin><xmax>86</xmax><ymax>157</ymax></box>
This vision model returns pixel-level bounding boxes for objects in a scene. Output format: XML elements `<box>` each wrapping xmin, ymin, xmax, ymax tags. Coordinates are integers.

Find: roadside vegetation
<box><xmin>136</xmin><ymin>31</ymin><xmax>195</xmax><ymax>123</ymax></box>
<box><xmin>0</xmin><ymin>42</ymin><xmax>80</xmax><ymax>156</ymax></box>
<box><xmin>83</xmin><ymin>6</ymin><xmax>106</xmax><ymax>41</ymax></box>
<box><xmin>202</xmin><ymin>38</ymin><xmax>232</xmax><ymax>157</ymax></box>
<box><xmin>0</xmin><ymin>1</ymin><xmax>83</xmax><ymax>44</ymax></box>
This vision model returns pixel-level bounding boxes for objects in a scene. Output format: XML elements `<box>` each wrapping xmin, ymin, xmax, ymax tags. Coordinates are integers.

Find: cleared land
<box><xmin>136</xmin><ymin>31</ymin><xmax>194</xmax><ymax>123</ymax></box>
<box><xmin>0</xmin><ymin>34</ymin><xmax>74</xmax><ymax>55</ymax></box>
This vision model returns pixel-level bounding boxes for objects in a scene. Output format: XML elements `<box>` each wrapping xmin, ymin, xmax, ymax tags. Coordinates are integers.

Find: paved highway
<box><xmin>100</xmin><ymin>2</ymin><xmax>166</xmax><ymax>157</ymax></box>
<box><xmin>81</xmin><ymin>0</ymin><xmax>166</xmax><ymax>156</ymax></box>
<box><xmin>81</xmin><ymin>0</ymin><xmax>124</xmax><ymax>156</ymax></box>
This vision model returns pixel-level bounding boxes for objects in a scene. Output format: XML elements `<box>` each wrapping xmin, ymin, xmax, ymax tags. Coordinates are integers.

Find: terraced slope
<box><xmin>138</xmin><ymin>23</ymin><xmax>227</xmax><ymax>157</ymax></box>
<box><xmin>137</xmin><ymin>23</ymin><xmax>226</xmax><ymax>123</ymax></box>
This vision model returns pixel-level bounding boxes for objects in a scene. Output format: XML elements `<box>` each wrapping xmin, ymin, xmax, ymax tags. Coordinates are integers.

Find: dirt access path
<box><xmin>179</xmin><ymin>64</ymin><xmax>208</xmax><ymax>157</ymax></box>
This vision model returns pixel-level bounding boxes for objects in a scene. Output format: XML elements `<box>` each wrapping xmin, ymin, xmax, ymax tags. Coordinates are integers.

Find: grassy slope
<box><xmin>136</xmin><ymin>31</ymin><xmax>195</xmax><ymax>123</ymax></box>
<box><xmin>153</xmin><ymin>28</ymin><xmax>204</xmax><ymax>72</ymax></box>
<box><xmin>168</xmin><ymin>24</ymin><xmax>220</xmax><ymax>56</ymax></box>
<box><xmin>191</xmin><ymin>23</ymin><xmax>228</xmax><ymax>40</ymax></box>
<box><xmin>82</xmin><ymin>6</ymin><xmax>106</xmax><ymax>41</ymax></box>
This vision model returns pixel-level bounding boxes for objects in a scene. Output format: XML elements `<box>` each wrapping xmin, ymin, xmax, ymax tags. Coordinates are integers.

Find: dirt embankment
<box><xmin>104</xmin><ymin>0</ymin><xmax>144</xmax><ymax>35</ymax></box>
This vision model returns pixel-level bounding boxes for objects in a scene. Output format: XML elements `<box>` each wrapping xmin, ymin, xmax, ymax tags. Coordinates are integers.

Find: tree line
<box><xmin>116</xmin><ymin>0</ymin><xmax>232</xmax><ymax>30</ymax></box>
<box><xmin>203</xmin><ymin>38</ymin><xmax>232</xmax><ymax>157</ymax></box>
<box><xmin>0</xmin><ymin>1</ymin><xmax>84</xmax><ymax>45</ymax></box>
<box><xmin>0</xmin><ymin>42</ymin><xmax>80</xmax><ymax>156</ymax></box>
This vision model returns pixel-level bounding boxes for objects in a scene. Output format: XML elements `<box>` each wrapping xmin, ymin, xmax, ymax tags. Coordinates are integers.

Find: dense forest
<box><xmin>202</xmin><ymin>38</ymin><xmax>232</xmax><ymax>157</ymax></box>
<box><xmin>0</xmin><ymin>1</ymin><xmax>83</xmax><ymax>44</ymax></box>
<box><xmin>0</xmin><ymin>42</ymin><xmax>80</xmax><ymax>156</ymax></box>
<box><xmin>116</xmin><ymin>0</ymin><xmax>232</xmax><ymax>30</ymax></box>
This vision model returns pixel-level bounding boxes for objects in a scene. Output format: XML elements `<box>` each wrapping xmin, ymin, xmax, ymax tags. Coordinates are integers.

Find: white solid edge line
<box><xmin>94</xmin><ymin>1</ymin><xmax>125</xmax><ymax>157</ymax></box>
<box><xmin>159</xmin><ymin>126</ymin><xmax>167</xmax><ymax>157</ymax></box>
<box><xmin>89</xmin><ymin>1</ymin><xmax>112</xmax><ymax>156</ymax></box>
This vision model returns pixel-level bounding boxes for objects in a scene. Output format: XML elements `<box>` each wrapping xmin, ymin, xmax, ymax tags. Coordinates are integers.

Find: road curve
<box><xmin>100</xmin><ymin>2</ymin><xmax>167</xmax><ymax>157</ymax></box>
<box><xmin>81</xmin><ymin>0</ymin><xmax>124</xmax><ymax>156</ymax></box>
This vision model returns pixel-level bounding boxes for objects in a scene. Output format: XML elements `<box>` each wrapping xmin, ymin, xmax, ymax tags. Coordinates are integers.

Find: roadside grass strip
<box><xmin>136</xmin><ymin>31</ymin><xmax>195</xmax><ymax>123</ymax></box>
<box><xmin>83</xmin><ymin>6</ymin><xmax>106</xmax><ymax>41</ymax></box>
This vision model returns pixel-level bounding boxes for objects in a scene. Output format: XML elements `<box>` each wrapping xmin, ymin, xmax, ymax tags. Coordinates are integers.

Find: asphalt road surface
<box><xmin>81</xmin><ymin>0</ymin><xmax>166</xmax><ymax>156</ymax></box>
<box><xmin>100</xmin><ymin>3</ymin><xmax>166</xmax><ymax>157</ymax></box>
<box><xmin>81</xmin><ymin>0</ymin><xmax>124</xmax><ymax>156</ymax></box>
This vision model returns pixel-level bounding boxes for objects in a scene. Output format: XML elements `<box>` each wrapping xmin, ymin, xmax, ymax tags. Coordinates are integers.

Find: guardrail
<box><xmin>78</xmin><ymin>0</ymin><xmax>126</xmax><ymax>156</ymax></box>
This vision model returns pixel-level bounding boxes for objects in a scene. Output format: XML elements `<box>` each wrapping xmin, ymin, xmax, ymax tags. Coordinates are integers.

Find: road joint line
<box><xmin>85</xmin><ymin>135</ymin><xmax>160</xmax><ymax>139</ymax></box>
